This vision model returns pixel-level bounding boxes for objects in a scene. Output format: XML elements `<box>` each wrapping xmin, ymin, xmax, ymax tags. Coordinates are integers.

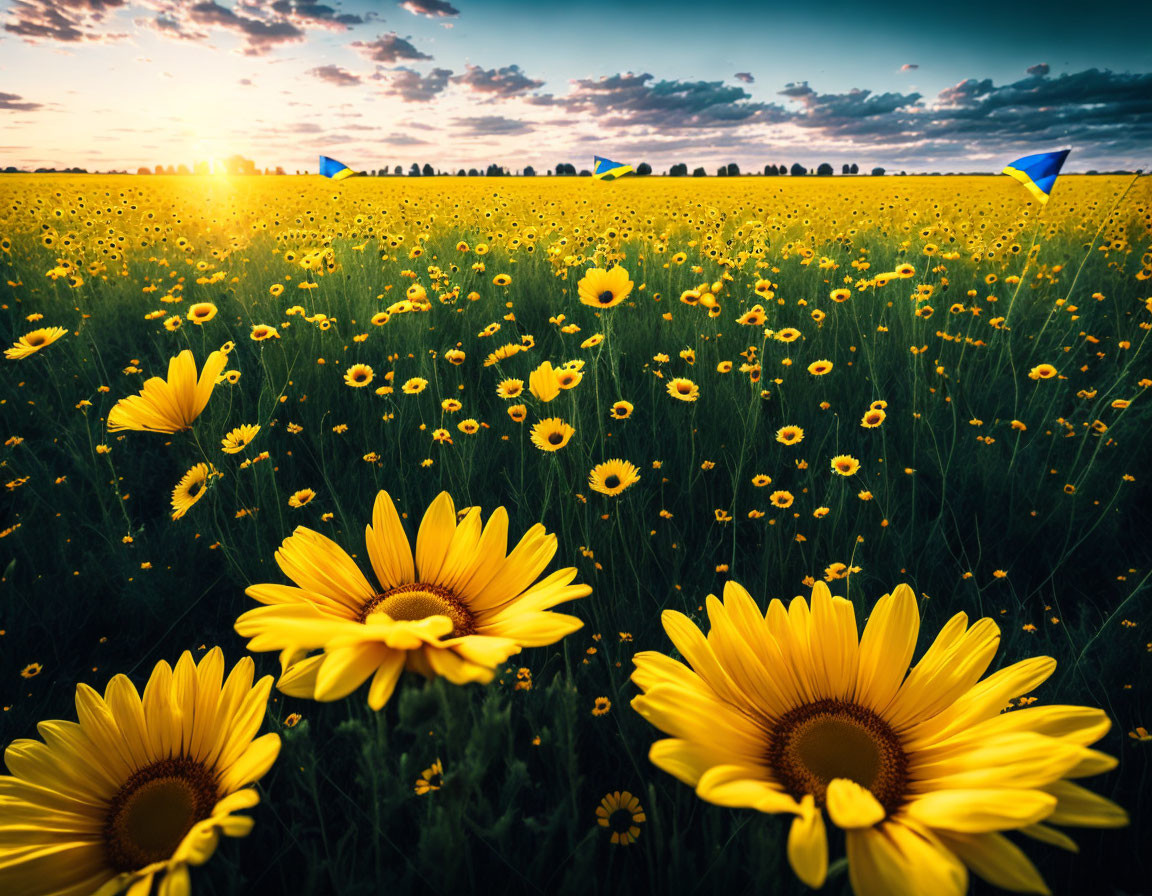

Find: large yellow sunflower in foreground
<box><xmin>235</xmin><ymin>490</ymin><xmax>590</xmax><ymax>709</ymax></box>
<box><xmin>0</xmin><ymin>649</ymin><xmax>279</xmax><ymax>896</ymax></box>
<box><xmin>632</xmin><ymin>581</ymin><xmax>1126</xmax><ymax>896</ymax></box>
<box><xmin>107</xmin><ymin>349</ymin><xmax>228</xmax><ymax>433</ymax></box>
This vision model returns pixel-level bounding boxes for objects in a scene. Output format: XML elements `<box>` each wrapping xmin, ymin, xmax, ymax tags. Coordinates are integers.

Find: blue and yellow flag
<box><xmin>1002</xmin><ymin>150</ymin><xmax>1070</xmax><ymax>204</ymax></box>
<box><xmin>592</xmin><ymin>156</ymin><xmax>633</xmax><ymax>181</ymax></box>
<box><xmin>319</xmin><ymin>155</ymin><xmax>354</xmax><ymax>180</ymax></box>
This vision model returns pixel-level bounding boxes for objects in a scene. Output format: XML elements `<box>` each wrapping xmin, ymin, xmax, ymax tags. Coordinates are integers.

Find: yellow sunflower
<box><xmin>187</xmin><ymin>302</ymin><xmax>218</xmax><ymax>325</ymax></box>
<box><xmin>172</xmin><ymin>463</ymin><xmax>216</xmax><ymax>520</ymax></box>
<box><xmin>222</xmin><ymin>424</ymin><xmax>260</xmax><ymax>454</ymax></box>
<box><xmin>666</xmin><ymin>378</ymin><xmax>699</xmax><ymax>402</ymax></box>
<box><xmin>596</xmin><ymin>791</ymin><xmax>646</xmax><ymax>845</ymax></box>
<box><xmin>530</xmin><ymin>417</ymin><xmax>575</xmax><ymax>452</ymax></box>
<box><xmin>577</xmin><ymin>266</ymin><xmax>634</xmax><ymax>309</ymax></box>
<box><xmin>4</xmin><ymin>326</ymin><xmax>67</xmax><ymax>361</ymax></box>
<box><xmin>234</xmin><ymin>491</ymin><xmax>589</xmax><ymax>709</ymax></box>
<box><xmin>108</xmin><ymin>350</ymin><xmax>228</xmax><ymax>433</ymax></box>
<box><xmin>831</xmin><ymin>454</ymin><xmax>861</xmax><ymax>476</ymax></box>
<box><xmin>0</xmin><ymin>649</ymin><xmax>279</xmax><ymax>896</ymax></box>
<box><xmin>496</xmin><ymin>378</ymin><xmax>525</xmax><ymax>399</ymax></box>
<box><xmin>345</xmin><ymin>364</ymin><xmax>374</xmax><ymax>388</ymax></box>
<box><xmin>609</xmin><ymin>400</ymin><xmax>633</xmax><ymax>420</ymax></box>
<box><xmin>631</xmin><ymin>580</ymin><xmax>1126</xmax><ymax>896</ymax></box>
<box><xmin>589</xmin><ymin>459</ymin><xmax>641</xmax><ymax>496</ymax></box>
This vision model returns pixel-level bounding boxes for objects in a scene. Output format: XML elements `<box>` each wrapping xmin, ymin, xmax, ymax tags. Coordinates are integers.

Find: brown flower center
<box><xmin>104</xmin><ymin>757</ymin><xmax>219</xmax><ymax>872</ymax></box>
<box><xmin>767</xmin><ymin>699</ymin><xmax>907</xmax><ymax>816</ymax></box>
<box><xmin>27</xmin><ymin>334</ymin><xmax>46</xmax><ymax>346</ymax></box>
<box><xmin>358</xmin><ymin>582</ymin><xmax>475</xmax><ymax>636</ymax></box>
<box><xmin>598</xmin><ymin>290</ymin><xmax>615</xmax><ymax>304</ymax></box>
<box><xmin>603</xmin><ymin>475</ymin><xmax>621</xmax><ymax>489</ymax></box>
<box><xmin>548</xmin><ymin>432</ymin><xmax>563</xmax><ymax>445</ymax></box>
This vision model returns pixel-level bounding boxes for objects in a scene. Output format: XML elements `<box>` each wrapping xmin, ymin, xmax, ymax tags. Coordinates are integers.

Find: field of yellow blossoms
<box><xmin>1</xmin><ymin>173</ymin><xmax>1150</xmax><ymax>896</ymax></box>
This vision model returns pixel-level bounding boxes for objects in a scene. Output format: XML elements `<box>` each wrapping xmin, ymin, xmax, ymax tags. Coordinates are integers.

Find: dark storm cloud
<box><xmin>1026</xmin><ymin>63</ymin><xmax>1050</xmax><ymax>77</ymax></box>
<box><xmin>540</xmin><ymin>72</ymin><xmax>787</xmax><ymax>129</ymax></box>
<box><xmin>0</xmin><ymin>91</ymin><xmax>44</xmax><ymax>111</ymax></box>
<box><xmin>187</xmin><ymin>1</ymin><xmax>304</xmax><ymax>54</ymax></box>
<box><xmin>452</xmin><ymin>64</ymin><xmax>544</xmax><ymax>97</ymax></box>
<box><xmin>452</xmin><ymin>115</ymin><xmax>534</xmax><ymax>135</ymax></box>
<box><xmin>776</xmin><ymin>68</ymin><xmax>1152</xmax><ymax>164</ymax></box>
<box><xmin>351</xmin><ymin>33</ymin><xmax>432</xmax><ymax>63</ymax></box>
<box><xmin>378</xmin><ymin>67</ymin><xmax>453</xmax><ymax>102</ymax></box>
<box><xmin>310</xmin><ymin>64</ymin><xmax>361</xmax><ymax>85</ymax></box>
<box><xmin>399</xmin><ymin>0</ymin><xmax>460</xmax><ymax>17</ymax></box>
<box><xmin>734</xmin><ymin>72</ymin><xmax>754</xmax><ymax>83</ymax></box>
<box><xmin>4</xmin><ymin>0</ymin><xmax>127</xmax><ymax>43</ymax></box>
<box><xmin>788</xmin><ymin>87</ymin><xmax>923</xmax><ymax>122</ymax></box>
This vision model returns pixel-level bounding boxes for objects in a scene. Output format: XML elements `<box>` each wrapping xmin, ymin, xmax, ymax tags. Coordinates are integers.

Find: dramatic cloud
<box><xmin>900</xmin><ymin>63</ymin><xmax>919</xmax><ymax>71</ymax></box>
<box><xmin>452</xmin><ymin>115</ymin><xmax>534</xmax><ymax>135</ymax></box>
<box><xmin>452</xmin><ymin>64</ymin><xmax>544</xmax><ymax>97</ymax></box>
<box><xmin>269</xmin><ymin>0</ymin><xmax>363</xmax><ymax>27</ymax></box>
<box><xmin>770</xmin><ymin>67</ymin><xmax>1152</xmax><ymax>165</ymax></box>
<box><xmin>778</xmin><ymin>81</ymin><xmax>813</xmax><ymax>98</ymax></box>
<box><xmin>734</xmin><ymin>72</ymin><xmax>754</xmax><ymax>83</ymax></box>
<box><xmin>351</xmin><ymin>32</ymin><xmax>432</xmax><ymax>63</ymax></box>
<box><xmin>1026</xmin><ymin>63</ymin><xmax>1050</xmax><ymax>77</ymax></box>
<box><xmin>14</xmin><ymin>0</ymin><xmax>360</xmax><ymax>50</ymax></box>
<box><xmin>539</xmin><ymin>72</ymin><xmax>787</xmax><ymax>129</ymax></box>
<box><xmin>5</xmin><ymin>0</ymin><xmax>128</xmax><ymax>43</ymax></box>
<box><xmin>184</xmin><ymin>2</ymin><xmax>305</xmax><ymax>54</ymax></box>
<box><xmin>0</xmin><ymin>91</ymin><xmax>44</xmax><ymax>111</ymax></box>
<box><xmin>310</xmin><ymin>64</ymin><xmax>361</xmax><ymax>86</ymax></box>
<box><xmin>378</xmin><ymin>67</ymin><xmax>453</xmax><ymax>102</ymax></box>
<box><xmin>399</xmin><ymin>0</ymin><xmax>459</xmax><ymax>16</ymax></box>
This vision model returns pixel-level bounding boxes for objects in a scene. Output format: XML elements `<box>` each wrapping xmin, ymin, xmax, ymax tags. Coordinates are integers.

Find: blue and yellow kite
<box><xmin>1002</xmin><ymin>149</ymin><xmax>1070</xmax><ymax>204</ymax></box>
<box><xmin>319</xmin><ymin>155</ymin><xmax>355</xmax><ymax>180</ymax></box>
<box><xmin>592</xmin><ymin>156</ymin><xmax>633</xmax><ymax>181</ymax></box>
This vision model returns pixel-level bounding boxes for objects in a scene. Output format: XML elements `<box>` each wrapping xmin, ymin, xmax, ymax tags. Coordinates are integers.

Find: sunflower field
<box><xmin>1</xmin><ymin>173</ymin><xmax>1150</xmax><ymax>896</ymax></box>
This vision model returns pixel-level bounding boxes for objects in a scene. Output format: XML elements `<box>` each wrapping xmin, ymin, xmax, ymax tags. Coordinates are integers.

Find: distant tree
<box><xmin>850</xmin><ymin>163</ymin><xmax>859</xmax><ymax>174</ymax></box>
<box><xmin>177</xmin><ymin>164</ymin><xmax>191</xmax><ymax>175</ymax></box>
<box><xmin>636</xmin><ymin>162</ymin><xmax>652</xmax><ymax>176</ymax></box>
<box><xmin>393</xmin><ymin>165</ymin><xmax>403</xmax><ymax>176</ymax></box>
<box><xmin>193</xmin><ymin>161</ymin><xmax>209</xmax><ymax>175</ymax></box>
<box><xmin>790</xmin><ymin>163</ymin><xmax>807</xmax><ymax>176</ymax></box>
<box><xmin>900</xmin><ymin>170</ymin><xmax>907</xmax><ymax>175</ymax></box>
<box><xmin>764</xmin><ymin>164</ymin><xmax>778</xmax><ymax>176</ymax></box>
<box><xmin>871</xmin><ymin>167</ymin><xmax>886</xmax><ymax>176</ymax></box>
<box><xmin>692</xmin><ymin>167</ymin><xmax>707</xmax><ymax>177</ymax></box>
<box><xmin>817</xmin><ymin>163</ymin><xmax>834</xmax><ymax>176</ymax></box>
<box><xmin>842</xmin><ymin>163</ymin><xmax>851</xmax><ymax>175</ymax></box>
<box><xmin>726</xmin><ymin>162</ymin><xmax>740</xmax><ymax>176</ymax></box>
<box><xmin>409</xmin><ymin>163</ymin><xmax>421</xmax><ymax>177</ymax></box>
<box><xmin>486</xmin><ymin>163</ymin><xmax>506</xmax><ymax>177</ymax></box>
<box><xmin>669</xmin><ymin>163</ymin><xmax>688</xmax><ymax>177</ymax></box>
<box><xmin>137</xmin><ymin>167</ymin><xmax>152</xmax><ymax>175</ymax></box>
<box><xmin>578</xmin><ymin>169</ymin><xmax>592</xmax><ymax>177</ymax></box>
<box><xmin>717</xmin><ymin>166</ymin><xmax>728</xmax><ymax>177</ymax></box>
<box><xmin>455</xmin><ymin>169</ymin><xmax>466</xmax><ymax>176</ymax></box>
<box><xmin>154</xmin><ymin>165</ymin><xmax>164</xmax><ymax>175</ymax></box>
<box><xmin>523</xmin><ymin>165</ymin><xmax>536</xmax><ymax>176</ymax></box>
<box><xmin>467</xmin><ymin>168</ymin><xmax>479</xmax><ymax>177</ymax></box>
<box><xmin>420</xmin><ymin>163</ymin><xmax>433</xmax><ymax>177</ymax></box>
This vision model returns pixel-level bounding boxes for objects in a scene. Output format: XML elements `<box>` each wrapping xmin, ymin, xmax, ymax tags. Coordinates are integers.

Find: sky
<box><xmin>1</xmin><ymin>0</ymin><xmax>1150</xmax><ymax>173</ymax></box>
